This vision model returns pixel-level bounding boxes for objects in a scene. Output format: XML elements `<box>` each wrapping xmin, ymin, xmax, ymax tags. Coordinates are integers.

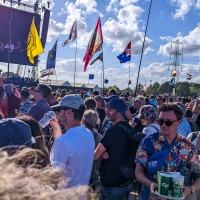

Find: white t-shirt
<box><xmin>50</xmin><ymin>125</ymin><xmax>95</xmax><ymax>188</ymax></box>
<box><xmin>142</xmin><ymin>123</ymin><xmax>160</xmax><ymax>136</ymax></box>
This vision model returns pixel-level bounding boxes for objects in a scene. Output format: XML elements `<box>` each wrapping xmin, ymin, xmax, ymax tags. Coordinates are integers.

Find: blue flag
<box><xmin>104</xmin><ymin>79</ymin><xmax>109</xmax><ymax>84</ymax></box>
<box><xmin>89</xmin><ymin>74</ymin><xmax>94</xmax><ymax>80</ymax></box>
<box><xmin>46</xmin><ymin>40</ymin><xmax>57</xmax><ymax>69</ymax></box>
<box><xmin>117</xmin><ymin>41</ymin><xmax>131</xmax><ymax>63</ymax></box>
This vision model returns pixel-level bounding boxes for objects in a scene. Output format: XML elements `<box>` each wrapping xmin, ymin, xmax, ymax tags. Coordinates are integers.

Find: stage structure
<box><xmin>0</xmin><ymin>0</ymin><xmax>50</xmax><ymax>82</ymax></box>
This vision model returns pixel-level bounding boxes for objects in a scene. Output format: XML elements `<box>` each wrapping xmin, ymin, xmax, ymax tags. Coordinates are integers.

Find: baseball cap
<box><xmin>106</xmin><ymin>98</ymin><xmax>128</xmax><ymax>115</ymax></box>
<box><xmin>103</xmin><ymin>95</ymin><xmax>119</xmax><ymax>102</ymax></box>
<box><xmin>174</xmin><ymin>102</ymin><xmax>186</xmax><ymax>115</ymax></box>
<box><xmin>0</xmin><ymin>118</ymin><xmax>32</xmax><ymax>148</ymax></box>
<box><xmin>137</xmin><ymin>105</ymin><xmax>158</xmax><ymax>120</ymax></box>
<box><xmin>51</xmin><ymin>94</ymin><xmax>84</xmax><ymax>111</ymax></box>
<box><xmin>149</xmin><ymin>98</ymin><xmax>157</xmax><ymax>106</ymax></box>
<box><xmin>134</xmin><ymin>96</ymin><xmax>146</xmax><ymax>106</ymax></box>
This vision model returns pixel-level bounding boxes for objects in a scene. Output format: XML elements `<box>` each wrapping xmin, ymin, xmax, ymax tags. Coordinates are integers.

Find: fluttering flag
<box><xmin>90</xmin><ymin>52</ymin><xmax>103</xmax><ymax>65</ymax></box>
<box><xmin>104</xmin><ymin>79</ymin><xmax>109</xmax><ymax>84</ymax></box>
<box><xmin>46</xmin><ymin>40</ymin><xmax>57</xmax><ymax>69</ymax></box>
<box><xmin>83</xmin><ymin>16</ymin><xmax>103</xmax><ymax>71</ymax></box>
<box><xmin>89</xmin><ymin>74</ymin><xmax>94</xmax><ymax>80</ymax></box>
<box><xmin>40</xmin><ymin>68</ymin><xmax>55</xmax><ymax>78</ymax></box>
<box><xmin>117</xmin><ymin>41</ymin><xmax>131</xmax><ymax>63</ymax></box>
<box><xmin>27</xmin><ymin>17</ymin><xmax>44</xmax><ymax>64</ymax></box>
<box><xmin>187</xmin><ymin>73</ymin><xmax>192</xmax><ymax>80</ymax></box>
<box><xmin>62</xmin><ymin>20</ymin><xmax>77</xmax><ymax>47</ymax></box>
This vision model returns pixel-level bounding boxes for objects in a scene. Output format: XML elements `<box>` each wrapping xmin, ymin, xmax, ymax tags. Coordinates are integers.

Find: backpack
<box><xmin>116</xmin><ymin>123</ymin><xmax>146</xmax><ymax>180</ymax></box>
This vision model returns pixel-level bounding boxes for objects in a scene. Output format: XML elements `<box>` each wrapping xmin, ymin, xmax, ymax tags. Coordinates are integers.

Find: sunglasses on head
<box><xmin>157</xmin><ymin>119</ymin><xmax>178</xmax><ymax>127</ymax></box>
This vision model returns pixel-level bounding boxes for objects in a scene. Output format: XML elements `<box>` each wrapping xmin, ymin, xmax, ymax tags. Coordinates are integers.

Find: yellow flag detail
<box><xmin>27</xmin><ymin>17</ymin><xmax>44</xmax><ymax>64</ymax></box>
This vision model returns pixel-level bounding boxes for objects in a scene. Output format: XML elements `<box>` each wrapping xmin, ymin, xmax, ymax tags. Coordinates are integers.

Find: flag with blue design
<box><xmin>117</xmin><ymin>41</ymin><xmax>131</xmax><ymax>63</ymax></box>
<box><xmin>104</xmin><ymin>79</ymin><xmax>109</xmax><ymax>84</ymax></box>
<box><xmin>89</xmin><ymin>74</ymin><xmax>94</xmax><ymax>80</ymax></box>
<box><xmin>46</xmin><ymin>40</ymin><xmax>57</xmax><ymax>69</ymax></box>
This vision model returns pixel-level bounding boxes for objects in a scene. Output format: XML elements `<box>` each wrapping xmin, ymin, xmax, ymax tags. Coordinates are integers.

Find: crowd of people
<box><xmin>0</xmin><ymin>78</ymin><xmax>200</xmax><ymax>200</ymax></box>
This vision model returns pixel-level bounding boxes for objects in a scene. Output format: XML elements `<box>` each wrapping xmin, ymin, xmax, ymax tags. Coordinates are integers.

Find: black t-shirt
<box><xmin>96</xmin><ymin>108</ymin><xmax>105</xmax><ymax>125</ymax></box>
<box><xmin>99</xmin><ymin>121</ymin><xmax>135</xmax><ymax>186</ymax></box>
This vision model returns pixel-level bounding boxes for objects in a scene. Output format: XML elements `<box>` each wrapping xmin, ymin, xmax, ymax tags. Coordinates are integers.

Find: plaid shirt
<box><xmin>27</xmin><ymin>99</ymin><xmax>52</xmax><ymax>122</ymax></box>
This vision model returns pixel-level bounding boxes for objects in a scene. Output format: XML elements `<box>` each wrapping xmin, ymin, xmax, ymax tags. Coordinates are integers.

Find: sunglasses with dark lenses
<box><xmin>157</xmin><ymin>119</ymin><xmax>178</xmax><ymax>127</ymax></box>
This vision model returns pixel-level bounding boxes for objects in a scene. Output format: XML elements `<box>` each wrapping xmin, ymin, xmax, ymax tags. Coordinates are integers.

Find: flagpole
<box><xmin>128</xmin><ymin>62</ymin><xmax>130</xmax><ymax>93</ymax></box>
<box><xmin>134</xmin><ymin>0</ymin><xmax>153</xmax><ymax>96</ymax></box>
<box><xmin>87</xmin><ymin>76</ymin><xmax>89</xmax><ymax>88</ymax></box>
<box><xmin>55</xmin><ymin>71</ymin><xmax>58</xmax><ymax>90</ymax></box>
<box><xmin>102</xmin><ymin>50</ymin><xmax>105</xmax><ymax>97</ymax></box>
<box><xmin>74</xmin><ymin>39</ymin><xmax>78</xmax><ymax>89</ymax></box>
<box><xmin>101</xmin><ymin>65</ymin><xmax>103</xmax><ymax>92</ymax></box>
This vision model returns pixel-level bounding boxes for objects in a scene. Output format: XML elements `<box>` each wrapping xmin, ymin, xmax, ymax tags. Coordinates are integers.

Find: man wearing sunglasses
<box><xmin>50</xmin><ymin>94</ymin><xmax>95</xmax><ymax>189</ymax></box>
<box><xmin>135</xmin><ymin>103</ymin><xmax>200</xmax><ymax>200</ymax></box>
<box><xmin>27</xmin><ymin>84</ymin><xmax>52</xmax><ymax>122</ymax></box>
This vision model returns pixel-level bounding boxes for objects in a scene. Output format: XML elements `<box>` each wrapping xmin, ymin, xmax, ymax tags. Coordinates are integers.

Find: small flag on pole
<box><xmin>187</xmin><ymin>73</ymin><xmax>192</xmax><ymax>80</ymax></box>
<box><xmin>27</xmin><ymin>17</ymin><xmax>44</xmax><ymax>64</ymax></box>
<box><xmin>89</xmin><ymin>74</ymin><xmax>94</xmax><ymax>80</ymax></box>
<box><xmin>83</xmin><ymin>16</ymin><xmax>103</xmax><ymax>71</ymax></box>
<box><xmin>62</xmin><ymin>20</ymin><xmax>77</xmax><ymax>47</ymax></box>
<box><xmin>117</xmin><ymin>41</ymin><xmax>131</xmax><ymax>63</ymax></box>
<box><xmin>90</xmin><ymin>52</ymin><xmax>103</xmax><ymax>65</ymax></box>
<box><xmin>104</xmin><ymin>79</ymin><xmax>109</xmax><ymax>84</ymax></box>
<box><xmin>46</xmin><ymin>40</ymin><xmax>57</xmax><ymax>69</ymax></box>
<box><xmin>40</xmin><ymin>69</ymin><xmax>55</xmax><ymax>78</ymax></box>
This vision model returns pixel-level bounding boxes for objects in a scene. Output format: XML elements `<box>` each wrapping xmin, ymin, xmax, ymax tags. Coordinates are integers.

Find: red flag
<box><xmin>83</xmin><ymin>17</ymin><xmax>103</xmax><ymax>71</ymax></box>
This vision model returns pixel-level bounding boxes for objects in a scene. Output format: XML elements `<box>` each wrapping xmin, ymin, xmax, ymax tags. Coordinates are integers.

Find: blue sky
<box><xmin>1</xmin><ymin>0</ymin><xmax>200</xmax><ymax>89</ymax></box>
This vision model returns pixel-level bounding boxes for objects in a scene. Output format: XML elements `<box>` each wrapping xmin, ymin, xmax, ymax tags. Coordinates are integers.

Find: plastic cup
<box><xmin>172</xmin><ymin>175</ymin><xmax>184</xmax><ymax>198</ymax></box>
<box><xmin>158</xmin><ymin>173</ymin><xmax>172</xmax><ymax>196</ymax></box>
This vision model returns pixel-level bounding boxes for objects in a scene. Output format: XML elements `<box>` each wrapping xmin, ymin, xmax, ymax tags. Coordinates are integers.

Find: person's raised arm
<box><xmin>192</xmin><ymin>99</ymin><xmax>200</xmax><ymax>115</ymax></box>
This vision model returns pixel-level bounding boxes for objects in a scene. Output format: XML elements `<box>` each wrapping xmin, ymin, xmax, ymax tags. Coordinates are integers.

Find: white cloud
<box><xmin>195</xmin><ymin>0</ymin><xmax>200</xmax><ymax>9</ymax></box>
<box><xmin>75</xmin><ymin>0</ymin><xmax>98</xmax><ymax>14</ymax></box>
<box><xmin>158</xmin><ymin>24</ymin><xmax>200</xmax><ymax>57</ymax></box>
<box><xmin>170</xmin><ymin>0</ymin><xmax>195</xmax><ymax>20</ymax></box>
<box><xmin>106</xmin><ymin>0</ymin><xmax>118</xmax><ymax>13</ymax></box>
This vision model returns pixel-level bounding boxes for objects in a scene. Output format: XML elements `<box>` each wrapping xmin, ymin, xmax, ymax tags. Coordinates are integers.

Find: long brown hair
<box><xmin>16</xmin><ymin>115</ymin><xmax>49</xmax><ymax>167</ymax></box>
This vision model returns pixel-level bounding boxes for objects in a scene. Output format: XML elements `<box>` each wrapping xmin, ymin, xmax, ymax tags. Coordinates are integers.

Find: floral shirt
<box><xmin>135</xmin><ymin>132</ymin><xmax>200</xmax><ymax>200</ymax></box>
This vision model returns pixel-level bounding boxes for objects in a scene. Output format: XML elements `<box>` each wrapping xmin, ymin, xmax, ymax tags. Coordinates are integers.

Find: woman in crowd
<box><xmin>16</xmin><ymin>115</ymin><xmax>50</xmax><ymax>167</ymax></box>
<box><xmin>82</xmin><ymin>110</ymin><xmax>102</xmax><ymax>192</ymax></box>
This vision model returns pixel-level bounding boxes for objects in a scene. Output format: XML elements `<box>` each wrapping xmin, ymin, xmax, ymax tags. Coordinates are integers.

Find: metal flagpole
<box><xmin>101</xmin><ymin>48</ymin><xmax>104</xmax><ymax>96</ymax></box>
<box><xmin>128</xmin><ymin>62</ymin><xmax>130</xmax><ymax>93</ymax></box>
<box><xmin>134</xmin><ymin>0</ymin><xmax>153</xmax><ymax>96</ymax></box>
<box><xmin>74</xmin><ymin>35</ymin><xmax>78</xmax><ymax>90</ymax></box>
<box><xmin>87</xmin><ymin>76</ymin><xmax>90</xmax><ymax>88</ymax></box>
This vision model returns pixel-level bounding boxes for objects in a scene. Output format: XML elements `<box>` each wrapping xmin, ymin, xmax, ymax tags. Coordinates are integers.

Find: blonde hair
<box><xmin>82</xmin><ymin>110</ymin><xmax>98</xmax><ymax>129</ymax></box>
<box><xmin>0</xmin><ymin>148</ymin><xmax>94</xmax><ymax>200</ymax></box>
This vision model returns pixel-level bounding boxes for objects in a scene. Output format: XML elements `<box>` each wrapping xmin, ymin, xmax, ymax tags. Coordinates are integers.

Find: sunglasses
<box><xmin>157</xmin><ymin>119</ymin><xmax>178</xmax><ymax>127</ymax></box>
<box><xmin>34</xmin><ymin>90</ymin><xmax>41</xmax><ymax>93</ymax></box>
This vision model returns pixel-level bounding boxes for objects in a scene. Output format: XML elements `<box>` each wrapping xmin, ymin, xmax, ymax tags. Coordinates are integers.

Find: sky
<box><xmin>0</xmin><ymin>0</ymin><xmax>200</xmax><ymax>90</ymax></box>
